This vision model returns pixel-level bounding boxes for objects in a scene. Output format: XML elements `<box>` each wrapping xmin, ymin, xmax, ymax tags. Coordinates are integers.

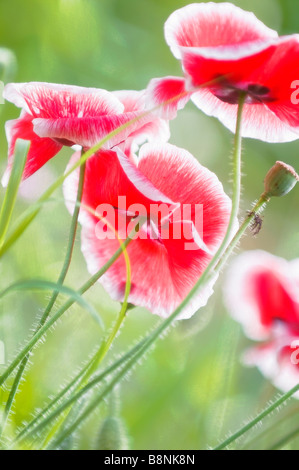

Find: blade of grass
<box><xmin>0</xmin><ymin>140</ymin><xmax>30</xmax><ymax>249</ymax></box>
<box><xmin>27</xmin><ymin>196</ymin><xmax>270</xmax><ymax>448</ymax></box>
<box><xmin>0</xmin><ymin>279</ymin><xmax>103</xmax><ymax>329</ymax></box>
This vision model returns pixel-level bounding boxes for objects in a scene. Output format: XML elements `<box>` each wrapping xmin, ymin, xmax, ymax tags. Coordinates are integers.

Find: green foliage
<box><xmin>0</xmin><ymin>0</ymin><xmax>299</xmax><ymax>451</ymax></box>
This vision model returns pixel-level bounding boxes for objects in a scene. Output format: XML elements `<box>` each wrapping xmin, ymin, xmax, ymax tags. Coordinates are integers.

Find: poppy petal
<box><xmin>2</xmin><ymin>112</ymin><xmax>62</xmax><ymax>186</ymax></box>
<box><xmin>164</xmin><ymin>3</ymin><xmax>277</xmax><ymax>60</ymax></box>
<box><xmin>191</xmin><ymin>89</ymin><xmax>299</xmax><ymax>142</ymax></box>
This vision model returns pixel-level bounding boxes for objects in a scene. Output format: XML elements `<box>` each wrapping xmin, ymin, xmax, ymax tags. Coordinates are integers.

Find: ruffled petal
<box><xmin>81</xmin><ymin>221</ymin><xmax>219</xmax><ymax>319</ymax></box>
<box><xmin>224</xmin><ymin>251</ymin><xmax>299</xmax><ymax>341</ymax></box>
<box><xmin>191</xmin><ymin>88</ymin><xmax>299</xmax><ymax>142</ymax></box>
<box><xmin>112</xmin><ymin>89</ymin><xmax>170</xmax><ymax>158</ymax></box>
<box><xmin>146</xmin><ymin>76</ymin><xmax>191</xmax><ymax>119</ymax></box>
<box><xmin>2</xmin><ymin>112</ymin><xmax>62</xmax><ymax>186</ymax></box>
<box><xmin>32</xmin><ymin>111</ymin><xmax>157</xmax><ymax>149</ymax></box>
<box><xmin>138</xmin><ymin>143</ymin><xmax>232</xmax><ymax>251</ymax></box>
<box><xmin>73</xmin><ymin>142</ymin><xmax>231</xmax><ymax>318</ymax></box>
<box><xmin>165</xmin><ymin>3</ymin><xmax>277</xmax><ymax>59</ymax></box>
<box><xmin>3</xmin><ymin>82</ymin><xmax>123</xmax><ymax>118</ymax></box>
<box><xmin>244</xmin><ymin>334</ymin><xmax>299</xmax><ymax>398</ymax></box>
<box><xmin>63</xmin><ymin>148</ymin><xmax>176</xmax><ymax>226</ymax></box>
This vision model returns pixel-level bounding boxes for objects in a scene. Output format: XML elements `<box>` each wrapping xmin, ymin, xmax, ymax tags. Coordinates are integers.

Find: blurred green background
<box><xmin>0</xmin><ymin>0</ymin><xmax>299</xmax><ymax>450</ymax></box>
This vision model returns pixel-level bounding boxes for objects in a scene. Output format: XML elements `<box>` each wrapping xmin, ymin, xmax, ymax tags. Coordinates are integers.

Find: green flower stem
<box><xmin>0</xmin><ymin>162</ymin><xmax>86</xmax><ymax>439</ymax></box>
<box><xmin>214</xmin><ymin>383</ymin><xmax>299</xmax><ymax>450</ymax></box>
<box><xmin>215</xmin><ymin>194</ymin><xmax>269</xmax><ymax>273</ymax></box>
<box><xmin>26</xmin><ymin>193</ymin><xmax>270</xmax><ymax>449</ymax></box>
<box><xmin>0</xmin><ymin>140</ymin><xmax>29</xmax><ymax>249</ymax></box>
<box><xmin>204</xmin><ymin>93</ymin><xmax>246</xmax><ymax>274</ymax></box>
<box><xmin>40</xmin><ymin>244</ymin><xmax>132</xmax><ymax>449</ymax></box>
<box><xmin>12</xmin><ymin>338</ymin><xmax>148</xmax><ymax>448</ymax></box>
<box><xmin>0</xmin><ymin>230</ymin><xmax>135</xmax><ymax>387</ymax></box>
<box><xmin>41</xmin><ymin>161</ymin><xmax>86</xmax><ymax>324</ymax></box>
<box><xmin>269</xmin><ymin>425</ymin><xmax>299</xmax><ymax>450</ymax></box>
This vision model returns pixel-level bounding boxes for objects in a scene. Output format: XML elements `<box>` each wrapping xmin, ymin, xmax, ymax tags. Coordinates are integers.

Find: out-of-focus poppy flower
<box><xmin>2</xmin><ymin>83</ymin><xmax>169</xmax><ymax>185</ymax></box>
<box><xmin>225</xmin><ymin>250</ymin><xmax>299</xmax><ymax>395</ymax></box>
<box><xmin>147</xmin><ymin>2</ymin><xmax>299</xmax><ymax>143</ymax></box>
<box><xmin>244</xmin><ymin>329</ymin><xmax>299</xmax><ymax>398</ymax></box>
<box><xmin>64</xmin><ymin>143</ymin><xmax>232</xmax><ymax>318</ymax></box>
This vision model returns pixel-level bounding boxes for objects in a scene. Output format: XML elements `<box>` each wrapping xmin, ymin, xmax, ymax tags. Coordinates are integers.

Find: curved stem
<box><xmin>41</xmin><ymin>161</ymin><xmax>86</xmax><ymax>324</ymax></box>
<box><xmin>0</xmin><ymin>162</ymin><xmax>86</xmax><ymax>439</ymax></box>
<box><xmin>40</xmin><ymin>273</ymin><xmax>131</xmax><ymax>449</ymax></box>
<box><xmin>0</xmin><ymin>231</ymin><xmax>134</xmax><ymax>387</ymax></box>
<box><xmin>40</xmin><ymin>304</ymin><xmax>128</xmax><ymax>449</ymax></box>
<box><xmin>214</xmin><ymin>383</ymin><xmax>299</xmax><ymax>450</ymax></box>
<box><xmin>12</xmin><ymin>340</ymin><xmax>148</xmax><ymax>449</ymax></box>
<box><xmin>27</xmin><ymin>194</ymin><xmax>271</xmax><ymax>449</ymax></box>
<box><xmin>206</xmin><ymin>92</ymin><xmax>246</xmax><ymax>273</ymax></box>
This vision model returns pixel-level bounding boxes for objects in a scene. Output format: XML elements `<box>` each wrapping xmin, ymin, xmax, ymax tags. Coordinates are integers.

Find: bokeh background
<box><xmin>0</xmin><ymin>0</ymin><xmax>299</xmax><ymax>450</ymax></box>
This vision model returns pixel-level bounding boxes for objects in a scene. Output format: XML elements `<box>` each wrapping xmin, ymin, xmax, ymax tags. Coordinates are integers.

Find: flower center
<box><xmin>213</xmin><ymin>83</ymin><xmax>272</xmax><ymax>105</ymax></box>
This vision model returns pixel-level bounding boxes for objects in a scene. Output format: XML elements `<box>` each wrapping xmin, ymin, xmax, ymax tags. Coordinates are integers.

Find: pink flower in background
<box><xmin>244</xmin><ymin>332</ymin><xmax>299</xmax><ymax>398</ymax></box>
<box><xmin>2</xmin><ymin>83</ymin><xmax>169</xmax><ymax>185</ymax></box>
<box><xmin>225</xmin><ymin>250</ymin><xmax>299</xmax><ymax>396</ymax></box>
<box><xmin>147</xmin><ymin>2</ymin><xmax>299</xmax><ymax>142</ymax></box>
<box><xmin>64</xmin><ymin>142</ymin><xmax>232</xmax><ymax>318</ymax></box>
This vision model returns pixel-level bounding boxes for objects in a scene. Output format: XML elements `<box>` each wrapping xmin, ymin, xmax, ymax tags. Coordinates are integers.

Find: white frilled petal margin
<box><xmin>3</xmin><ymin>82</ymin><xmax>124</xmax><ymax>117</ymax></box>
<box><xmin>191</xmin><ymin>89</ymin><xmax>299</xmax><ymax>143</ymax></box>
<box><xmin>76</xmin><ymin>142</ymin><xmax>232</xmax><ymax>318</ymax></box>
<box><xmin>80</xmin><ymin>224</ymin><xmax>220</xmax><ymax>320</ymax></box>
<box><xmin>63</xmin><ymin>146</ymin><xmax>177</xmax><ymax>227</ymax></box>
<box><xmin>224</xmin><ymin>251</ymin><xmax>299</xmax><ymax>341</ymax></box>
<box><xmin>164</xmin><ymin>2</ymin><xmax>278</xmax><ymax>60</ymax></box>
<box><xmin>32</xmin><ymin>111</ymin><xmax>157</xmax><ymax>148</ymax></box>
<box><xmin>146</xmin><ymin>76</ymin><xmax>192</xmax><ymax>119</ymax></box>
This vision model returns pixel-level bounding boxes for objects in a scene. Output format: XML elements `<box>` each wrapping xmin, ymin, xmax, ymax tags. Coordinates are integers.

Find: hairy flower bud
<box><xmin>264</xmin><ymin>161</ymin><xmax>299</xmax><ymax>198</ymax></box>
<box><xmin>97</xmin><ymin>416</ymin><xmax>129</xmax><ymax>450</ymax></box>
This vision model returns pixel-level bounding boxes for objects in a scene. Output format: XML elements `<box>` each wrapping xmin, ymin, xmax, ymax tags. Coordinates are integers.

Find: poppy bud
<box><xmin>97</xmin><ymin>416</ymin><xmax>129</xmax><ymax>450</ymax></box>
<box><xmin>264</xmin><ymin>161</ymin><xmax>299</xmax><ymax>198</ymax></box>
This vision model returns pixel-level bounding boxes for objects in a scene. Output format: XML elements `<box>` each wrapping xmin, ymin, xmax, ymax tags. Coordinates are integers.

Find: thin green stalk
<box><xmin>0</xmin><ymin>231</ymin><xmax>134</xmax><ymax>387</ymax></box>
<box><xmin>34</xmin><ymin>195</ymin><xmax>271</xmax><ymax>449</ymax></box>
<box><xmin>205</xmin><ymin>93</ymin><xmax>246</xmax><ymax>273</ymax></box>
<box><xmin>215</xmin><ymin>194</ymin><xmax>269</xmax><ymax>273</ymax></box>
<box><xmin>12</xmin><ymin>338</ymin><xmax>148</xmax><ymax>448</ymax></box>
<box><xmin>0</xmin><ymin>140</ymin><xmax>29</xmax><ymax>248</ymax></box>
<box><xmin>41</xmin><ymin>161</ymin><xmax>86</xmax><ymax>325</ymax></box>
<box><xmin>40</xmin><ymin>232</ymin><xmax>132</xmax><ymax>449</ymax></box>
<box><xmin>214</xmin><ymin>383</ymin><xmax>299</xmax><ymax>450</ymax></box>
<box><xmin>0</xmin><ymin>163</ymin><xmax>86</xmax><ymax>438</ymax></box>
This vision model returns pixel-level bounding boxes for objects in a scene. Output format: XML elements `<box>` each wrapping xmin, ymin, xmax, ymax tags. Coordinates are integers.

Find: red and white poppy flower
<box><xmin>244</xmin><ymin>330</ymin><xmax>299</xmax><ymax>398</ymax></box>
<box><xmin>2</xmin><ymin>83</ymin><xmax>169</xmax><ymax>185</ymax></box>
<box><xmin>64</xmin><ymin>142</ymin><xmax>232</xmax><ymax>318</ymax></box>
<box><xmin>224</xmin><ymin>251</ymin><xmax>299</xmax><ymax>341</ymax></box>
<box><xmin>147</xmin><ymin>2</ymin><xmax>299</xmax><ymax>142</ymax></box>
<box><xmin>225</xmin><ymin>250</ymin><xmax>299</xmax><ymax>396</ymax></box>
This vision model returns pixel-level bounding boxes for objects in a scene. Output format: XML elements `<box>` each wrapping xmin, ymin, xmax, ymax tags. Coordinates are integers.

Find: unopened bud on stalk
<box><xmin>97</xmin><ymin>416</ymin><xmax>129</xmax><ymax>450</ymax></box>
<box><xmin>264</xmin><ymin>161</ymin><xmax>299</xmax><ymax>198</ymax></box>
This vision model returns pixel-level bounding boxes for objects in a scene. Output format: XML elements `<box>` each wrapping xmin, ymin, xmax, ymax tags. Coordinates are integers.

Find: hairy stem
<box><xmin>0</xmin><ymin>162</ymin><xmax>86</xmax><ymax>439</ymax></box>
<box><xmin>214</xmin><ymin>383</ymin><xmax>299</xmax><ymax>450</ymax></box>
<box><xmin>24</xmin><ymin>194</ymin><xmax>271</xmax><ymax>449</ymax></box>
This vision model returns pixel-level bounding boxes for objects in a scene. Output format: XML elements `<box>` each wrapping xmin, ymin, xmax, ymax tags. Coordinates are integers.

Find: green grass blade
<box><xmin>0</xmin><ymin>139</ymin><xmax>30</xmax><ymax>249</ymax></box>
<box><xmin>0</xmin><ymin>279</ymin><xmax>104</xmax><ymax>330</ymax></box>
